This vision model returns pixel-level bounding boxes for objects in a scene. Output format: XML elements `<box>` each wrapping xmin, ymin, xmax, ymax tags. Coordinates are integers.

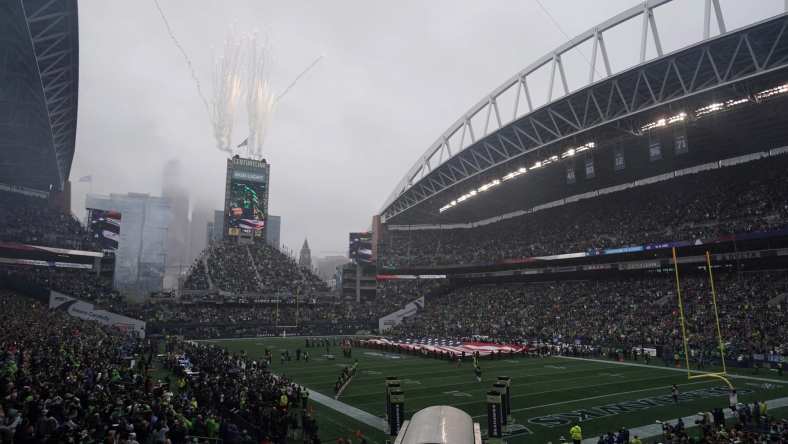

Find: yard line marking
<box><xmin>580</xmin><ymin>395</ymin><xmax>788</xmax><ymax>443</ymax></box>
<box><xmin>342</xmin><ymin>364</ymin><xmax>650</xmax><ymax>401</ymax></box>
<box><xmin>558</xmin><ymin>355</ymin><xmax>788</xmax><ymax>384</ymax></box>
<box><xmin>426</xmin><ymin>371</ymin><xmax>696</xmax><ymax>408</ymax></box>
<box><xmin>470</xmin><ymin>379</ymin><xmax>713</xmax><ymax>419</ymax></box>
<box><xmin>352</xmin><ymin>369</ymin><xmax>695</xmax><ymax>410</ymax></box>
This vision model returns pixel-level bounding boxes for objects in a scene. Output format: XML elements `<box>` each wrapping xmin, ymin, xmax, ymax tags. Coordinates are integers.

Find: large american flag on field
<box><xmin>363</xmin><ymin>337</ymin><xmax>527</xmax><ymax>357</ymax></box>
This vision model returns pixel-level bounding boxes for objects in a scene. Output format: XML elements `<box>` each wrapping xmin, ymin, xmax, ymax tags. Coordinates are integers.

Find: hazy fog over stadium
<box><xmin>71</xmin><ymin>0</ymin><xmax>783</xmax><ymax>259</ymax></box>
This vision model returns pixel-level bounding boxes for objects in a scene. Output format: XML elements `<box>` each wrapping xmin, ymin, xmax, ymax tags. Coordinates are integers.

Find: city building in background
<box><xmin>86</xmin><ymin>193</ymin><xmax>172</xmax><ymax>299</ymax></box>
<box><xmin>224</xmin><ymin>156</ymin><xmax>270</xmax><ymax>243</ymax></box>
<box><xmin>209</xmin><ymin>209</ymin><xmax>224</xmax><ymax>244</ymax></box>
<box><xmin>185</xmin><ymin>204</ymin><xmax>214</xmax><ymax>264</ymax></box>
<box><xmin>206</xmin><ymin>221</ymin><xmax>214</xmax><ymax>247</ymax></box>
<box><xmin>162</xmin><ymin>160</ymin><xmax>190</xmax><ymax>289</ymax></box>
<box><xmin>299</xmin><ymin>238</ymin><xmax>312</xmax><ymax>268</ymax></box>
<box><xmin>266</xmin><ymin>214</ymin><xmax>281</xmax><ymax>250</ymax></box>
<box><xmin>316</xmin><ymin>255</ymin><xmax>348</xmax><ymax>281</ymax></box>
<box><xmin>341</xmin><ymin>262</ymin><xmax>375</xmax><ymax>302</ymax></box>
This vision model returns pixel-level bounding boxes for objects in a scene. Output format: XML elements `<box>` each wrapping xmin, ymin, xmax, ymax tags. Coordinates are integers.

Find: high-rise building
<box><xmin>212</xmin><ymin>210</ymin><xmax>224</xmax><ymax>243</ymax></box>
<box><xmin>162</xmin><ymin>159</ymin><xmax>190</xmax><ymax>287</ymax></box>
<box><xmin>85</xmin><ymin>192</ymin><xmax>171</xmax><ymax>300</ymax></box>
<box><xmin>186</xmin><ymin>204</ymin><xmax>213</xmax><ymax>264</ymax></box>
<box><xmin>266</xmin><ymin>215</ymin><xmax>281</xmax><ymax>250</ymax></box>
<box><xmin>299</xmin><ymin>238</ymin><xmax>312</xmax><ymax>268</ymax></box>
<box><xmin>206</xmin><ymin>222</ymin><xmax>214</xmax><ymax>247</ymax></box>
<box><xmin>316</xmin><ymin>255</ymin><xmax>348</xmax><ymax>281</ymax></box>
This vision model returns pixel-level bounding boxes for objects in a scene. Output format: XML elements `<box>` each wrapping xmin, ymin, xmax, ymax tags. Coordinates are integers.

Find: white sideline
<box><xmin>580</xmin><ymin>396</ymin><xmax>788</xmax><ymax>443</ymax></box>
<box><xmin>556</xmin><ymin>356</ymin><xmax>788</xmax><ymax>443</ymax></box>
<box><xmin>469</xmin><ymin>379</ymin><xmax>714</xmax><ymax>419</ymax></box>
<box><xmin>558</xmin><ymin>356</ymin><xmax>788</xmax><ymax>384</ymax></box>
<box><xmin>307</xmin><ymin>387</ymin><xmax>388</xmax><ymax>432</ymax></box>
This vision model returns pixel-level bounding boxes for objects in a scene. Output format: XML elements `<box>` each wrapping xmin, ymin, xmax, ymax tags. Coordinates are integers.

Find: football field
<box><xmin>203</xmin><ymin>337</ymin><xmax>788</xmax><ymax>443</ymax></box>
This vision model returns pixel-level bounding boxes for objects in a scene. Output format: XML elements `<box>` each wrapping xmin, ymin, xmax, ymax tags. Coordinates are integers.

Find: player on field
<box><xmin>474</xmin><ymin>363</ymin><xmax>482</xmax><ymax>382</ymax></box>
<box><xmin>671</xmin><ymin>384</ymin><xmax>679</xmax><ymax>403</ymax></box>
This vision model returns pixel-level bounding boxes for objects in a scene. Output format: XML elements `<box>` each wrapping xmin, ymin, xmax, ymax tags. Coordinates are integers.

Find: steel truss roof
<box><xmin>381</xmin><ymin>0</ymin><xmax>788</xmax><ymax>222</ymax></box>
<box><xmin>0</xmin><ymin>0</ymin><xmax>79</xmax><ymax>191</ymax></box>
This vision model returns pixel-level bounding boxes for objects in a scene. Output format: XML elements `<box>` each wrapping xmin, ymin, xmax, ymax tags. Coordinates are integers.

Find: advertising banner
<box><xmin>378</xmin><ymin>297</ymin><xmax>424</xmax><ymax>332</ymax></box>
<box><xmin>49</xmin><ymin>291</ymin><xmax>146</xmax><ymax>338</ymax></box>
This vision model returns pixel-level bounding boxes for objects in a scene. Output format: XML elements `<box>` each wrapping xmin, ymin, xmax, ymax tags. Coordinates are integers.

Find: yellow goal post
<box><xmin>671</xmin><ymin>247</ymin><xmax>733</xmax><ymax>389</ymax></box>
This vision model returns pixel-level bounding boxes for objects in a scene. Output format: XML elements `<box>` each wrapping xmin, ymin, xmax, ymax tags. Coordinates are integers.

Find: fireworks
<box><xmin>152</xmin><ymin>2</ymin><xmax>322</xmax><ymax>158</ymax></box>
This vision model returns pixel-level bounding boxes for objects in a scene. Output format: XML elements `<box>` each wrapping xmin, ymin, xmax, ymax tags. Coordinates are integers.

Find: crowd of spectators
<box><xmin>657</xmin><ymin>403</ymin><xmax>788</xmax><ymax>443</ymax></box>
<box><xmin>1</xmin><ymin>265</ymin><xmax>121</xmax><ymax>307</ymax></box>
<box><xmin>0</xmin><ymin>290</ymin><xmax>324</xmax><ymax>443</ymax></box>
<box><xmin>121</xmin><ymin>298</ymin><xmax>376</xmax><ymax>339</ymax></box>
<box><xmin>379</xmin><ymin>156</ymin><xmax>788</xmax><ymax>267</ymax></box>
<box><xmin>392</xmin><ymin>271</ymin><xmax>788</xmax><ymax>358</ymax></box>
<box><xmin>182</xmin><ymin>260</ymin><xmax>209</xmax><ymax>291</ymax></box>
<box><xmin>202</xmin><ymin>242</ymin><xmax>328</xmax><ymax>296</ymax></box>
<box><xmin>163</xmin><ymin>338</ymin><xmax>321</xmax><ymax>443</ymax></box>
<box><xmin>0</xmin><ymin>290</ymin><xmax>148</xmax><ymax>443</ymax></box>
<box><xmin>0</xmin><ymin>191</ymin><xmax>98</xmax><ymax>251</ymax></box>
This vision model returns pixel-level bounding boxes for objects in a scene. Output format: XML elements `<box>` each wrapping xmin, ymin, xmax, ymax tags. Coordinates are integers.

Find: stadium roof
<box><xmin>0</xmin><ymin>0</ymin><xmax>79</xmax><ymax>192</ymax></box>
<box><xmin>380</xmin><ymin>0</ymin><xmax>788</xmax><ymax>224</ymax></box>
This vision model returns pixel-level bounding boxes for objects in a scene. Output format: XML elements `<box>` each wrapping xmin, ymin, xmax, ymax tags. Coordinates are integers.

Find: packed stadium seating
<box><xmin>379</xmin><ymin>155</ymin><xmax>788</xmax><ymax>267</ymax></box>
<box><xmin>1</xmin><ymin>265</ymin><xmax>121</xmax><ymax>306</ymax></box>
<box><xmin>182</xmin><ymin>259</ymin><xmax>210</xmax><ymax>290</ymax></box>
<box><xmin>127</xmin><ymin>297</ymin><xmax>377</xmax><ymax>339</ymax></box>
<box><xmin>375</xmin><ymin>279</ymin><xmax>443</xmax><ymax>314</ymax></box>
<box><xmin>0</xmin><ymin>291</ymin><xmax>320</xmax><ymax>443</ymax></box>
<box><xmin>392</xmin><ymin>271</ymin><xmax>788</xmax><ymax>358</ymax></box>
<box><xmin>0</xmin><ymin>190</ymin><xmax>98</xmax><ymax>251</ymax></box>
<box><xmin>202</xmin><ymin>242</ymin><xmax>329</xmax><ymax>295</ymax></box>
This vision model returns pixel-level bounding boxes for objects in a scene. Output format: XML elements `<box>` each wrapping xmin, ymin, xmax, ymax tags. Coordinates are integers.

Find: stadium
<box><xmin>3</xmin><ymin>1</ymin><xmax>788</xmax><ymax>443</ymax></box>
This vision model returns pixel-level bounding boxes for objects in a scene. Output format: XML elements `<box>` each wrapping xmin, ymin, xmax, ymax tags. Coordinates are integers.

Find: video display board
<box><xmin>227</xmin><ymin>176</ymin><xmax>267</xmax><ymax>237</ymax></box>
<box><xmin>88</xmin><ymin>208</ymin><xmax>122</xmax><ymax>250</ymax></box>
<box><xmin>349</xmin><ymin>232</ymin><xmax>373</xmax><ymax>264</ymax></box>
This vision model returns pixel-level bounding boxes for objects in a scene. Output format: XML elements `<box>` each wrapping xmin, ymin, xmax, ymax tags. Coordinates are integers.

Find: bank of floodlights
<box><xmin>438</xmin><ymin>81</ymin><xmax>788</xmax><ymax>214</ymax></box>
<box><xmin>438</xmin><ymin>142</ymin><xmax>595</xmax><ymax>213</ymax></box>
<box><xmin>641</xmin><ymin>82</ymin><xmax>788</xmax><ymax>133</ymax></box>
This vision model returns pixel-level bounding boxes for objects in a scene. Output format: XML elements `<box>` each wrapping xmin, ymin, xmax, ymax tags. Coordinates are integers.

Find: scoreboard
<box><xmin>224</xmin><ymin>156</ymin><xmax>270</xmax><ymax>241</ymax></box>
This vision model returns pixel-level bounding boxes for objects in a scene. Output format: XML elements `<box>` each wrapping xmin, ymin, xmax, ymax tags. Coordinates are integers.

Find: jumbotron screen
<box><xmin>349</xmin><ymin>232</ymin><xmax>373</xmax><ymax>264</ymax></box>
<box><xmin>87</xmin><ymin>208</ymin><xmax>122</xmax><ymax>250</ymax></box>
<box><xmin>227</xmin><ymin>179</ymin><xmax>266</xmax><ymax>236</ymax></box>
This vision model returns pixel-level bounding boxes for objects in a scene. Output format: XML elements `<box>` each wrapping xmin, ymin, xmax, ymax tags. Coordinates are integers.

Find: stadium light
<box><xmin>575</xmin><ymin>142</ymin><xmax>595</xmax><ymax>152</ymax></box>
<box><xmin>502</xmin><ymin>168</ymin><xmax>526</xmax><ymax>181</ymax></box>
<box><xmin>756</xmin><ymin>83</ymin><xmax>788</xmax><ymax>100</ymax></box>
<box><xmin>641</xmin><ymin>112</ymin><xmax>685</xmax><ymax>131</ymax></box>
<box><xmin>639</xmin><ymin>81</ymin><xmax>786</xmax><ymax>134</ymax></box>
<box><xmin>696</xmin><ymin>97</ymin><xmax>751</xmax><ymax>117</ymax></box>
<box><xmin>439</xmin><ymin>142</ymin><xmax>595</xmax><ymax>213</ymax></box>
<box><xmin>478</xmin><ymin>179</ymin><xmax>501</xmax><ymax>192</ymax></box>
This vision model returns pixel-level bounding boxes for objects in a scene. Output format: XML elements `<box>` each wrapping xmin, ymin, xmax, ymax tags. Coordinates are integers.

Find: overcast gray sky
<box><xmin>70</xmin><ymin>0</ymin><xmax>784</xmax><ymax>259</ymax></box>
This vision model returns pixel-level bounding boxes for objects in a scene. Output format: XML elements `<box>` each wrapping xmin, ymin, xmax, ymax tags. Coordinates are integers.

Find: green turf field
<box><xmin>203</xmin><ymin>337</ymin><xmax>788</xmax><ymax>443</ymax></box>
